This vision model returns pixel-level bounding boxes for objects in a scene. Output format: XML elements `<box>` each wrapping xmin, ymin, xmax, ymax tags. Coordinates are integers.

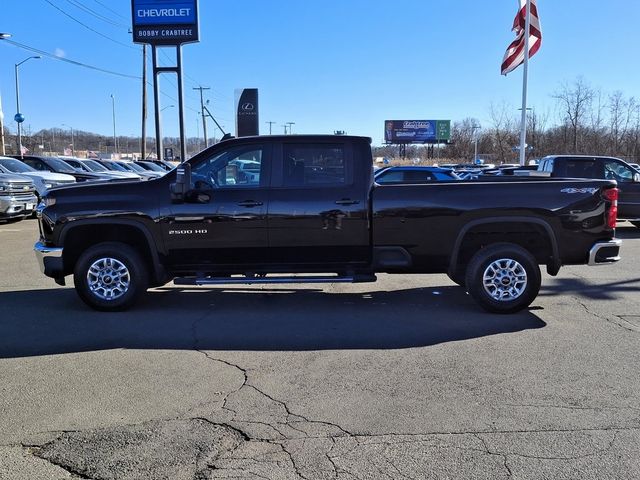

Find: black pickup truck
<box><xmin>35</xmin><ymin>135</ymin><xmax>621</xmax><ymax>313</ymax></box>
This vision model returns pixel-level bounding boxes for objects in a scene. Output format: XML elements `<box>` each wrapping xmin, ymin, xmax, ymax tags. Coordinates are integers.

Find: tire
<box><xmin>465</xmin><ymin>242</ymin><xmax>541</xmax><ymax>314</ymax></box>
<box><xmin>631</xmin><ymin>221</ymin><xmax>640</xmax><ymax>228</ymax></box>
<box><xmin>73</xmin><ymin>242</ymin><xmax>148</xmax><ymax>311</ymax></box>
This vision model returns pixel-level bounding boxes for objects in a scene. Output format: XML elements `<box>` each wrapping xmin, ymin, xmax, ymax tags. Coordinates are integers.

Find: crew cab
<box><xmin>35</xmin><ymin>135</ymin><xmax>621</xmax><ymax>313</ymax></box>
<box><xmin>538</xmin><ymin>155</ymin><xmax>640</xmax><ymax>227</ymax></box>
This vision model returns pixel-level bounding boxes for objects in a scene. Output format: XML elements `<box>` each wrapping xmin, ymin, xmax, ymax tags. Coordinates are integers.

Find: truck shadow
<box><xmin>540</xmin><ymin>276</ymin><xmax>640</xmax><ymax>301</ymax></box>
<box><xmin>0</xmin><ymin>286</ymin><xmax>546</xmax><ymax>359</ymax></box>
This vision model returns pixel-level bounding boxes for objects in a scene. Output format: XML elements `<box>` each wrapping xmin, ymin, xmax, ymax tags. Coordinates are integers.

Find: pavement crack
<box><xmin>576</xmin><ymin>298</ymin><xmax>637</xmax><ymax>333</ymax></box>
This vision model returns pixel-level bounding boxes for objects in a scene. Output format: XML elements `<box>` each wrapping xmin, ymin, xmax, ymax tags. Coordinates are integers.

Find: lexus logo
<box><xmin>241</xmin><ymin>103</ymin><xmax>255</xmax><ymax>111</ymax></box>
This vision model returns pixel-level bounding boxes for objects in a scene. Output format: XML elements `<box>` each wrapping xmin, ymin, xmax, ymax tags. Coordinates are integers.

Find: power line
<box><xmin>1</xmin><ymin>38</ymin><xmax>140</xmax><ymax>80</ymax></box>
<box><xmin>42</xmin><ymin>0</ymin><xmax>137</xmax><ymax>51</ymax></box>
<box><xmin>64</xmin><ymin>0</ymin><xmax>130</xmax><ymax>28</ymax></box>
<box><xmin>91</xmin><ymin>0</ymin><xmax>129</xmax><ymax>21</ymax></box>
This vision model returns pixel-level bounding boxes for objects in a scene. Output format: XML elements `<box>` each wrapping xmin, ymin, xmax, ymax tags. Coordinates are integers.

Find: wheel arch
<box><xmin>448</xmin><ymin>216</ymin><xmax>561</xmax><ymax>279</ymax></box>
<box><xmin>60</xmin><ymin>219</ymin><xmax>166</xmax><ymax>285</ymax></box>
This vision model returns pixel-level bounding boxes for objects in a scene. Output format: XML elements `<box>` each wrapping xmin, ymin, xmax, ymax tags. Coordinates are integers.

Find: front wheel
<box><xmin>465</xmin><ymin>243</ymin><xmax>541</xmax><ymax>314</ymax></box>
<box><xmin>73</xmin><ymin>242</ymin><xmax>148</xmax><ymax>311</ymax></box>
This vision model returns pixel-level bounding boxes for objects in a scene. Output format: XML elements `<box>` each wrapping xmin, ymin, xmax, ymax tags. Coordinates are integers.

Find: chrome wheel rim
<box><xmin>87</xmin><ymin>257</ymin><xmax>130</xmax><ymax>301</ymax></box>
<box><xmin>482</xmin><ymin>258</ymin><xmax>527</xmax><ymax>301</ymax></box>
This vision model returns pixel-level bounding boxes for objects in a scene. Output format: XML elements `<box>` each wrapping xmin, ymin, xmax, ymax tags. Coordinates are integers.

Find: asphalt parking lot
<box><xmin>1</xmin><ymin>218</ymin><xmax>639</xmax><ymax>479</ymax></box>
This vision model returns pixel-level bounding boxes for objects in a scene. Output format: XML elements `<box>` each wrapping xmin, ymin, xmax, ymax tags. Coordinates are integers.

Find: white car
<box><xmin>0</xmin><ymin>156</ymin><xmax>76</xmax><ymax>198</ymax></box>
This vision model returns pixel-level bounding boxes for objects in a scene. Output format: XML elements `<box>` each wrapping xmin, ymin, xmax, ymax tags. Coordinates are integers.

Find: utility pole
<box><xmin>193</xmin><ymin>86</ymin><xmax>210</xmax><ymax>147</ymax></box>
<box><xmin>286</xmin><ymin>122</ymin><xmax>295</xmax><ymax>135</ymax></box>
<box><xmin>266</xmin><ymin>121</ymin><xmax>275</xmax><ymax>135</ymax></box>
<box><xmin>141</xmin><ymin>45</ymin><xmax>147</xmax><ymax>159</ymax></box>
<box><xmin>282</xmin><ymin>124</ymin><xmax>288</xmax><ymax>135</ymax></box>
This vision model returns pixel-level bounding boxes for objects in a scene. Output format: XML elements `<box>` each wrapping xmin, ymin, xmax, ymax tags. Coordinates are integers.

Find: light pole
<box><xmin>110</xmin><ymin>94</ymin><xmax>118</xmax><ymax>154</ymax></box>
<box><xmin>61</xmin><ymin>123</ymin><xmax>74</xmax><ymax>156</ymax></box>
<box><xmin>15</xmin><ymin>55</ymin><xmax>41</xmax><ymax>158</ymax></box>
<box><xmin>286</xmin><ymin>122</ymin><xmax>295</xmax><ymax>135</ymax></box>
<box><xmin>161</xmin><ymin>104</ymin><xmax>175</xmax><ymax>112</ymax></box>
<box><xmin>471</xmin><ymin>124</ymin><xmax>481</xmax><ymax>163</ymax></box>
<box><xmin>0</xmin><ymin>34</ymin><xmax>11</xmax><ymax>155</ymax></box>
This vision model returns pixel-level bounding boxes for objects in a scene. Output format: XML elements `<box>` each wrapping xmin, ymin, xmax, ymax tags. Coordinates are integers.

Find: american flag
<box><xmin>501</xmin><ymin>0</ymin><xmax>542</xmax><ymax>75</ymax></box>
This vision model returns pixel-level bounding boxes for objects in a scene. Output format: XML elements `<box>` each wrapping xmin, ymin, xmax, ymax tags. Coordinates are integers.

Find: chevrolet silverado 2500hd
<box><xmin>35</xmin><ymin>135</ymin><xmax>621</xmax><ymax>313</ymax></box>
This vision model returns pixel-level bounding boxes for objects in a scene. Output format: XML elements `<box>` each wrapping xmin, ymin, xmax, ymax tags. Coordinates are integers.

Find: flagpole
<box><xmin>518</xmin><ymin>0</ymin><xmax>531</xmax><ymax>166</ymax></box>
<box><xmin>0</xmin><ymin>90</ymin><xmax>5</xmax><ymax>155</ymax></box>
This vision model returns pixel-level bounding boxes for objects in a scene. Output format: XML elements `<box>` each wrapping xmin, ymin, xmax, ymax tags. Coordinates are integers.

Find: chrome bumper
<box><xmin>588</xmin><ymin>239</ymin><xmax>622</xmax><ymax>266</ymax></box>
<box><xmin>34</xmin><ymin>241</ymin><xmax>63</xmax><ymax>276</ymax></box>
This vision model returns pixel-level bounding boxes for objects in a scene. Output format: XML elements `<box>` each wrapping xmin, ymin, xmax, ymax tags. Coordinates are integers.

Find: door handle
<box><xmin>335</xmin><ymin>199</ymin><xmax>360</xmax><ymax>206</ymax></box>
<box><xmin>237</xmin><ymin>200</ymin><xmax>263</xmax><ymax>207</ymax></box>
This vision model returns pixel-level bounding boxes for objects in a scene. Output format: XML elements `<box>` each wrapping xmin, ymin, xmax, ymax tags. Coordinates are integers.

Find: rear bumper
<box><xmin>588</xmin><ymin>239</ymin><xmax>622</xmax><ymax>266</ymax></box>
<box><xmin>34</xmin><ymin>241</ymin><xmax>64</xmax><ymax>277</ymax></box>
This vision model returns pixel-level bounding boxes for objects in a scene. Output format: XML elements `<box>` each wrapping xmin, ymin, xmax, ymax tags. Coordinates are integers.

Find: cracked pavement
<box><xmin>1</xmin><ymin>220</ymin><xmax>640</xmax><ymax>479</ymax></box>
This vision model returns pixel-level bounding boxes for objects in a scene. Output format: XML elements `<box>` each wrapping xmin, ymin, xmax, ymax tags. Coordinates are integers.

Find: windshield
<box><xmin>103</xmin><ymin>161</ymin><xmax>127</xmax><ymax>172</ymax></box>
<box><xmin>139</xmin><ymin>161</ymin><xmax>165</xmax><ymax>172</ymax></box>
<box><xmin>47</xmin><ymin>157</ymin><xmax>77</xmax><ymax>173</ymax></box>
<box><xmin>82</xmin><ymin>160</ymin><xmax>109</xmax><ymax>172</ymax></box>
<box><xmin>0</xmin><ymin>158</ymin><xmax>37</xmax><ymax>173</ymax></box>
<box><xmin>121</xmin><ymin>162</ymin><xmax>146</xmax><ymax>173</ymax></box>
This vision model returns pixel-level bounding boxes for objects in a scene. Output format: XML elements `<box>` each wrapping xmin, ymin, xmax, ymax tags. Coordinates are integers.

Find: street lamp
<box><xmin>471</xmin><ymin>123</ymin><xmax>481</xmax><ymax>163</ymax></box>
<box><xmin>15</xmin><ymin>55</ymin><xmax>41</xmax><ymax>158</ymax></box>
<box><xmin>61</xmin><ymin>123</ymin><xmax>74</xmax><ymax>156</ymax></box>
<box><xmin>110</xmin><ymin>94</ymin><xmax>118</xmax><ymax>154</ymax></box>
<box><xmin>161</xmin><ymin>104</ymin><xmax>175</xmax><ymax>112</ymax></box>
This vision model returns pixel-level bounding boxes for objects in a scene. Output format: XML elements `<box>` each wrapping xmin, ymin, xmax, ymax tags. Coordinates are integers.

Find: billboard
<box><xmin>384</xmin><ymin>120</ymin><xmax>451</xmax><ymax>144</ymax></box>
<box><xmin>131</xmin><ymin>0</ymin><xmax>199</xmax><ymax>45</ymax></box>
<box><xmin>235</xmin><ymin>89</ymin><xmax>259</xmax><ymax>137</ymax></box>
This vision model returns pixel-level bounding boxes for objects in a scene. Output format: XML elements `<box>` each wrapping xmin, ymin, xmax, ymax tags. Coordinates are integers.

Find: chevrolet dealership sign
<box><xmin>132</xmin><ymin>0</ymin><xmax>199</xmax><ymax>45</ymax></box>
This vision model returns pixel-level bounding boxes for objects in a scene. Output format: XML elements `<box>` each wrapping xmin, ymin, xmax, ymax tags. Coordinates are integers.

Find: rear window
<box><xmin>557</xmin><ymin>160</ymin><xmax>604</xmax><ymax>179</ymax></box>
<box><xmin>283</xmin><ymin>144</ymin><xmax>347</xmax><ymax>186</ymax></box>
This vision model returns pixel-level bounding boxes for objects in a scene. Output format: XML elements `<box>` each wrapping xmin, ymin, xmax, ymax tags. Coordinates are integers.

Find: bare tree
<box><xmin>553</xmin><ymin>77</ymin><xmax>594</xmax><ymax>153</ymax></box>
<box><xmin>488</xmin><ymin>102</ymin><xmax>518</xmax><ymax>163</ymax></box>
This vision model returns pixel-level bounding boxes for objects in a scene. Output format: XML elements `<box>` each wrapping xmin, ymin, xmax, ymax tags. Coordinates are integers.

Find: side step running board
<box><xmin>174</xmin><ymin>274</ymin><xmax>377</xmax><ymax>286</ymax></box>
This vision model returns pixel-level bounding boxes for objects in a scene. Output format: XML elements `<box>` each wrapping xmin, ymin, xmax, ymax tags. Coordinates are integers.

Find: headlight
<box><xmin>0</xmin><ymin>184</ymin><xmax>7</xmax><ymax>192</ymax></box>
<box><xmin>43</xmin><ymin>196</ymin><xmax>57</xmax><ymax>207</ymax></box>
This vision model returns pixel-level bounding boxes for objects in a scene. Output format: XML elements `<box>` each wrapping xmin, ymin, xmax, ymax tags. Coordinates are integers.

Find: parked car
<box><xmin>374</xmin><ymin>166</ymin><xmax>459</xmax><ymax>184</ymax></box>
<box><xmin>138</xmin><ymin>159</ymin><xmax>176</xmax><ymax>171</ymax></box>
<box><xmin>0</xmin><ymin>173</ymin><xmax>38</xmax><ymax>222</ymax></box>
<box><xmin>93</xmin><ymin>159</ymin><xmax>158</xmax><ymax>180</ymax></box>
<box><xmin>538</xmin><ymin>155</ymin><xmax>640</xmax><ymax>227</ymax></box>
<box><xmin>12</xmin><ymin>155</ymin><xmax>106</xmax><ymax>183</ymax></box>
<box><xmin>61</xmin><ymin>157</ymin><xmax>141</xmax><ymax>181</ymax></box>
<box><xmin>35</xmin><ymin>134</ymin><xmax>620</xmax><ymax>314</ymax></box>
<box><xmin>0</xmin><ymin>156</ymin><xmax>76</xmax><ymax>199</ymax></box>
<box><xmin>115</xmin><ymin>160</ymin><xmax>163</xmax><ymax>179</ymax></box>
<box><xmin>134</xmin><ymin>160</ymin><xmax>169</xmax><ymax>174</ymax></box>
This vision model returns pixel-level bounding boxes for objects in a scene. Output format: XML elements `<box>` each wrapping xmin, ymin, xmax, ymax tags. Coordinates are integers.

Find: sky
<box><xmin>1</xmin><ymin>0</ymin><xmax>639</xmax><ymax>147</ymax></box>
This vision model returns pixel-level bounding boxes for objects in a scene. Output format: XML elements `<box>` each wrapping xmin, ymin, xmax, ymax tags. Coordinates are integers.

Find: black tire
<box><xmin>465</xmin><ymin>242</ymin><xmax>541</xmax><ymax>314</ymax></box>
<box><xmin>631</xmin><ymin>221</ymin><xmax>640</xmax><ymax>228</ymax></box>
<box><xmin>73</xmin><ymin>242</ymin><xmax>148</xmax><ymax>311</ymax></box>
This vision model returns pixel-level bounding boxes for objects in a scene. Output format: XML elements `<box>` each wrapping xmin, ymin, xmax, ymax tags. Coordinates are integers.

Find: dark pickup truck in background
<box><xmin>538</xmin><ymin>155</ymin><xmax>640</xmax><ymax>227</ymax></box>
<box><xmin>35</xmin><ymin>135</ymin><xmax>621</xmax><ymax>313</ymax></box>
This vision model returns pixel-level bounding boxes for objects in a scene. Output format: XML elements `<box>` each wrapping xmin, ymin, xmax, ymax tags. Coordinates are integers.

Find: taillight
<box><xmin>603</xmin><ymin>187</ymin><xmax>618</xmax><ymax>229</ymax></box>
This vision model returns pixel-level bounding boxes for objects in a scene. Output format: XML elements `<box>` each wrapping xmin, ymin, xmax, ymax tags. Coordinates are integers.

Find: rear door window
<box><xmin>282</xmin><ymin>144</ymin><xmax>348</xmax><ymax>187</ymax></box>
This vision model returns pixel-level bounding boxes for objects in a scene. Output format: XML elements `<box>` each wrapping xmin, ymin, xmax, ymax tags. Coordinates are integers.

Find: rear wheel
<box><xmin>465</xmin><ymin>243</ymin><xmax>540</xmax><ymax>314</ymax></box>
<box><xmin>73</xmin><ymin>242</ymin><xmax>148</xmax><ymax>311</ymax></box>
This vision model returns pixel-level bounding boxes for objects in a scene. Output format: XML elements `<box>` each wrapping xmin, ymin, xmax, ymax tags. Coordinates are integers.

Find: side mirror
<box><xmin>634</xmin><ymin>173</ymin><xmax>640</xmax><ymax>183</ymax></box>
<box><xmin>170</xmin><ymin>162</ymin><xmax>191</xmax><ymax>203</ymax></box>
